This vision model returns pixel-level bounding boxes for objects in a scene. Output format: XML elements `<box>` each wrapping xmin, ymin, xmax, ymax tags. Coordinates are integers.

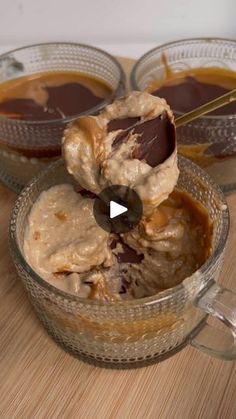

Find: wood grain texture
<box><xmin>0</xmin><ymin>58</ymin><xmax>236</xmax><ymax>419</ymax></box>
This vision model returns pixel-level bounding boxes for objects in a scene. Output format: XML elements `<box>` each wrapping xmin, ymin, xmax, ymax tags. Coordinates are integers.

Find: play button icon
<box><xmin>93</xmin><ymin>185</ymin><xmax>143</xmax><ymax>234</ymax></box>
<box><xmin>110</xmin><ymin>201</ymin><xmax>128</xmax><ymax>219</ymax></box>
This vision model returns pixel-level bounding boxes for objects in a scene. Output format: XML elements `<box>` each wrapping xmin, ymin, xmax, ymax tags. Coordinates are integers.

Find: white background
<box><xmin>0</xmin><ymin>0</ymin><xmax>236</xmax><ymax>58</ymax></box>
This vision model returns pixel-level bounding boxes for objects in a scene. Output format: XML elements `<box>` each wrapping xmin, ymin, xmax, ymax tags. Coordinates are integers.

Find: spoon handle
<box><xmin>175</xmin><ymin>88</ymin><xmax>236</xmax><ymax>128</ymax></box>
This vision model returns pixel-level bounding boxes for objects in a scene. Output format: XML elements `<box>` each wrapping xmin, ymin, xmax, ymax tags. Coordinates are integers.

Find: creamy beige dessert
<box><xmin>122</xmin><ymin>189</ymin><xmax>211</xmax><ymax>298</ymax></box>
<box><xmin>24</xmin><ymin>184</ymin><xmax>118</xmax><ymax>299</ymax></box>
<box><xmin>23</xmin><ymin>91</ymin><xmax>212</xmax><ymax>300</ymax></box>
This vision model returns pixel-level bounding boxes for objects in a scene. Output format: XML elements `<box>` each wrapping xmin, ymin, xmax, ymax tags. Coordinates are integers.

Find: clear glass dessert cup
<box><xmin>9</xmin><ymin>157</ymin><xmax>236</xmax><ymax>368</ymax></box>
<box><xmin>0</xmin><ymin>42</ymin><xmax>126</xmax><ymax>193</ymax></box>
<box><xmin>131</xmin><ymin>38</ymin><xmax>236</xmax><ymax>192</ymax></box>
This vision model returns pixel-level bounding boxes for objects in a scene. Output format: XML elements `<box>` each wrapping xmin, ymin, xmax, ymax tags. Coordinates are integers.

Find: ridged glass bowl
<box><xmin>9</xmin><ymin>157</ymin><xmax>236</xmax><ymax>368</ymax></box>
<box><xmin>0</xmin><ymin>42</ymin><xmax>125</xmax><ymax>193</ymax></box>
<box><xmin>131</xmin><ymin>38</ymin><xmax>236</xmax><ymax>192</ymax></box>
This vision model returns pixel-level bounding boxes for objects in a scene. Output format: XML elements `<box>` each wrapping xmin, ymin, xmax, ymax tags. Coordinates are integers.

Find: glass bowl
<box><xmin>0</xmin><ymin>42</ymin><xmax>126</xmax><ymax>193</ymax></box>
<box><xmin>9</xmin><ymin>157</ymin><xmax>236</xmax><ymax>368</ymax></box>
<box><xmin>131</xmin><ymin>38</ymin><xmax>236</xmax><ymax>192</ymax></box>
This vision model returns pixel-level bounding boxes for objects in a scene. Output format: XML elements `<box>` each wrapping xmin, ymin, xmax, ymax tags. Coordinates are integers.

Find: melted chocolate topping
<box><xmin>152</xmin><ymin>76</ymin><xmax>236</xmax><ymax>115</ymax></box>
<box><xmin>0</xmin><ymin>82</ymin><xmax>104</xmax><ymax>121</ymax></box>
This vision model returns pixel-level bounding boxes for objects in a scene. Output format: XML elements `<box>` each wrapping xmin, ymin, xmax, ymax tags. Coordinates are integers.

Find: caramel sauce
<box><xmin>168</xmin><ymin>189</ymin><xmax>213</xmax><ymax>264</ymax></box>
<box><xmin>143</xmin><ymin>188</ymin><xmax>213</xmax><ymax>266</ymax></box>
<box><xmin>54</xmin><ymin>211</ymin><xmax>68</xmax><ymax>221</ymax></box>
<box><xmin>177</xmin><ymin>143</ymin><xmax>220</xmax><ymax>168</ymax></box>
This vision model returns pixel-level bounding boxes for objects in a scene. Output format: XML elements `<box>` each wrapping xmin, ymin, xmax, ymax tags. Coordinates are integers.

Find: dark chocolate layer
<box><xmin>152</xmin><ymin>76</ymin><xmax>236</xmax><ymax>115</ymax></box>
<box><xmin>0</xmin><ymin>83</ymin><xmax>104</xmax><ymax>121</ymax></box>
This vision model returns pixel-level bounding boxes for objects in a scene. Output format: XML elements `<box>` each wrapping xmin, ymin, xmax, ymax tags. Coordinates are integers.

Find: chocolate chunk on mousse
<box><xmin>132</xmin><ymin>113</ymin><xmax>175</xmax><ymax>166</ymax></box>
<box><xmin>107</xmin><ymin>117</ymin><xmax>140</xmax><ymax>132</ymax></box>
<box><xmin>111</xmin><ymin>238</ymin><xmax>143</xmax><ymax>264</ymax></box>
<box><xmin>110</xmin><ymin>112</ymin><xmax>175</xmax><ymax>167</ymax></box>
<box><xmin>78</xmin><ymin>188</ymin><xmax>97</xmax><ymax>199</ymax></box>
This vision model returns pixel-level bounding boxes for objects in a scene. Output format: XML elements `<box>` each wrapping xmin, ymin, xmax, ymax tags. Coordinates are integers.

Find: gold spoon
<box><xmin>175</xmin><ymin>88</ymin><xmax>236</xmax><ymax>128</ymax></box>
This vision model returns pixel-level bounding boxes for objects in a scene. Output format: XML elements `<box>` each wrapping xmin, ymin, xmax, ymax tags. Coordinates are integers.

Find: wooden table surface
<box><xmin>0</xmin><ymin>58</ymin><xmax>236</xmax><ymax>419</ymax></box>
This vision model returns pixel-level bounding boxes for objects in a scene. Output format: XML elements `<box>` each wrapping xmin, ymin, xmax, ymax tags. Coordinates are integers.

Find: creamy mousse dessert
<box><xmin>24</xmin><ymin>91</ymin><xmax>212</xmax><ymax>301</ymax></box>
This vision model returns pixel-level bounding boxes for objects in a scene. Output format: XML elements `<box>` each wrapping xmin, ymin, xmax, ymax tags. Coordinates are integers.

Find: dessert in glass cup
<box><xmin>10</xmin><ymin>91</ymin><xmax>236</xmax><ymax>368</ymax></box>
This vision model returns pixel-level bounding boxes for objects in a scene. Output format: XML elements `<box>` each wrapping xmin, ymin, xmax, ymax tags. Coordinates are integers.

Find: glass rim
<box><xmin>0</xmin><ymin>41</ymin><xmax>126</xmax><ymax>126</ymax></box>
<box><xmin>9</xmin><ymin>156</ymin><xmax>230</xmax><ymax>308</ymax></box>
<box><xmin>131</xmin><ymin>36</ymin><xmax>236</xmax><ymax>120</ymax></box>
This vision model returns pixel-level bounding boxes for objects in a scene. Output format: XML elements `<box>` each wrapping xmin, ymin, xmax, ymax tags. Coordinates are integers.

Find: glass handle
<box><xmin>190</xmin><ymin>282</ymin><xmax>236</xmax><ymax>360</ymax></box>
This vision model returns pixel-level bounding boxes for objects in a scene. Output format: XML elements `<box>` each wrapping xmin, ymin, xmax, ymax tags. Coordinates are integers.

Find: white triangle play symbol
<box><xmin>110</xmin><ymin>200</ymin><xmax>128</xmax><ymax>219</ymax></box>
